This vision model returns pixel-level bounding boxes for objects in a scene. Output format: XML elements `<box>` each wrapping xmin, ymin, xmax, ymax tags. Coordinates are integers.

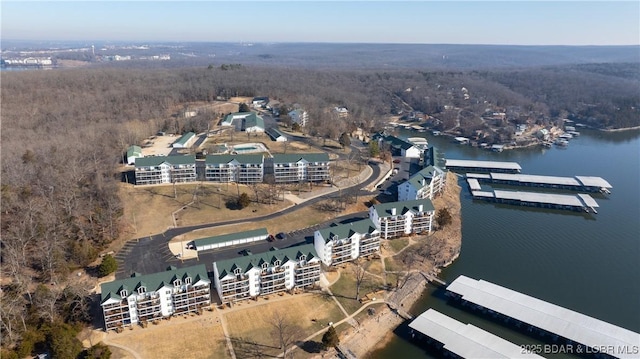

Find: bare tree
<box><xmin>352</xmin><ymin>260</ymin><xmax>367</xmax><ymax>301</ymax></box>
<box><xmin>268</xmin><ymin>311</ymin><xmax>299</xmax><ymax>359</ymax></box>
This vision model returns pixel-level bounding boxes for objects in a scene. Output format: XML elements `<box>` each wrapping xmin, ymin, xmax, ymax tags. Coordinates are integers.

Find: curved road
<box><xmin>114</xmin><ymin>153</ymin><xmax>385</xmax><ymax>279</ymax></box>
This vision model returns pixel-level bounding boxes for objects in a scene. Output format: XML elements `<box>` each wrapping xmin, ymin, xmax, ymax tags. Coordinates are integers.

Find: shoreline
<box><xmin>338</xmin><ymin>171</ymin><xmax>463</xmax><ymax>358</ymax></box>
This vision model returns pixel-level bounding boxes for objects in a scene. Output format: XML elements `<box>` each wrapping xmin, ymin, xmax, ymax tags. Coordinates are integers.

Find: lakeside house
<box><xmin>372</xmin><ymin>133</ymin><xmax>423</xmax><ymax>158</ymax></box>
<box><xmin>398</xmin><ymin>165</ymin><xmax>446</xmax><ymax>202</ymax></box>
<box><xmin>212</xmin><ymin>244</ymin><xmax>321</xmax><ymax>304</ymax></box>
<box><xmin>100</xmin><ymin>264</ymin><xmax>211</xmax><ymax>331</ymax></box>
<box><xmin>313</xmin><ymin>218</ymin><xmax>381</xmax><ymax>266</ymax></box>
<box><xmin>134</xmin><ymin>155</ymin><xmax>196</xmax><ymax>185</ymax></box>
<box><xmin>266</xmin><ymin>153</ymin><xmax>331</xmax><ymax>183</ymax></box>
<box><xmin>205</xmin><ymin>154</ymin><xmax>265</xmax><ymax>183</ymax></box>
<box><xmin>369</xmin><ymin>199</ymin><xmax>435</xmax><ymax>239</ymax></box>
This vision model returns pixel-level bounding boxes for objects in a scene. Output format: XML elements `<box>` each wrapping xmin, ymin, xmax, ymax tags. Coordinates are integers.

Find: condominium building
<box><xmin>100</xmin><ymin>265</ymin><xmax>211</xmax><ymax>331</ymax></box>
<box><xmin>205</xmin><ymin>154</ymin><xmax>264</xmax><ymax>183</ymax></box>
<box><xmin>397</xmin><ymin>165</ymin><xmax>446</xmax><ymax>201</ymax></box>
<box><xmin>213</xmin><ymin>244</ymin><xmax>320</xmax><ymax>304</ymax></box>
<box><xmin>369</xmin><ymin>199</ymin><xmax>435</xmax><ymax>239</ymax></box>
<box><xmin>288</xmin><ymin>109</ymin><xmax>308</xmax><ymax>127</ymax></box>
<box><xmin>134</xmin><ymin>155</ymin><xmax>196</xmax><ymax>185</ymax></box>
<box><xmin>267</xmin><ymin>153</ymin><xmax>331</xmax><ymax>183</ymax></box>
<box><xmin>313</xmin><ymin>218</ymin><xmax>381</xmax><ymax>266</ymax></box>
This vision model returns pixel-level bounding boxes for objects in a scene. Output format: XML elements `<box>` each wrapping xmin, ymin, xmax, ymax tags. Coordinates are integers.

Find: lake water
<box><xmin>371</xmin><ymin>128</ymin><xmax>640</xmax><ymax>358</ymax></box>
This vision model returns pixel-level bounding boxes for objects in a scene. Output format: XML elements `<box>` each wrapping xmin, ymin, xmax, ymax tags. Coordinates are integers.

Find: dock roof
<box><xmin>445</xmin><ymin>159</ymin><xmax>522</xmax><ymax>171</ymax></box>
<box><xmin>447</xmin><ymin>275</ymin><xmax>640</xmax><ymax>358</ymax></box>
<box><xmin>488</xmin><ymin>173</ymin><xmax>612</xmax><ymax>189</ymax></box>
<box><xmin>575</xmin><ymin>176</ymin><xmax>612</xmax><ymax>189</ymax></box>
<box><xmin>409</xmin><ymin>309</ymin><xmax>543</xmax><ymax>358</ymax></box>
<box><xmin>492</xmin><ymin>189</ymin><xmax>599</xmax><ymax>208</ymax></box>
<box><xmin>193</xmin><ymin>228</ymin><xmax>268</xmax><ymax>248</ymax></box>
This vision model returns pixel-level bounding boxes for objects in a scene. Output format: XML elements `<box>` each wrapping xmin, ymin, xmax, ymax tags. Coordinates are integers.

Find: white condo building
<box><xmin>398</xmin><ymin>165</ymin><xmax>446</xmax><ymax>201</ymax></box>
<box><xmin>213</xmin><ymin>245</ymin><xmax>320</xmax><ymax>304</ymax></box>
<box><xmin>313</xmin><ymin>218</ymin><xmax>381</xmax><ymax>266</ymax></box>
<box><xmin>369</xmin><ymin>199</ymin><xmax>435</xmax><ymax>239</ymax></box>
<box><xmin>100</xmin><ymin>265</ymin><xmax>211</xmax><ymax>331</ymax></box>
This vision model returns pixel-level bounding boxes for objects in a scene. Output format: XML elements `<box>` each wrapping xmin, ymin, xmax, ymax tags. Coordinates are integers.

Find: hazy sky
<box><xmin>2</xmin><ymin>1</ymin><xmax>639</xmax><ymax>45</ymax></box>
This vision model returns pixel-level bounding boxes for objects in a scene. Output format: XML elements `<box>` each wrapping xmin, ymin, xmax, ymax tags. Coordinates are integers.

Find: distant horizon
<box><xmin>2</xmin><ymin>1</ymin><xmax>639</xmax><ymax>46</ymax></box>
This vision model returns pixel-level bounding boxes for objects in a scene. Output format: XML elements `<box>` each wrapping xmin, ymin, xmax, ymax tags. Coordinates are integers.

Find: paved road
<box><xmin>115</xmin><ymin>159</ymin><xmax>383</xmax><ymax>279</ymax></box>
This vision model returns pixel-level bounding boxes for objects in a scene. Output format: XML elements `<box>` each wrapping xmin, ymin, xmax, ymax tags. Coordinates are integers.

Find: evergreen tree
<box><xmin>98</xmin><ymin>254</ymin><xmax>118</xmax><ymax>277</ymax></box>
<box><xmin>339</xmin><ymin>132</ymin><xmax>351</xmax><ymax>149</ymax></box>
<box><xmin>436</xmin><ymin>208</ymin><xmax>452</xmax><ymax>227</ymax></box>
<box><xmin>368</xmin><ymin>140</ymin><xmax>380</xmax><ymax>157</ymax></box>
<box><xmin>238</xmin><ymin>103</ymin><xmax>250</xmax><ymax>112</ymax></box>
<box><xmin>321</xmin><ymin>325</ymin><xmax>339</xmax><ymax>350</ymax></box>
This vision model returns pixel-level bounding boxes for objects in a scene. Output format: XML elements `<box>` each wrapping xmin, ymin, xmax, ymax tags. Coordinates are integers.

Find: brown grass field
<box><xmin>106</xmin><ymin>312</ymin><xmax>229</xmax><ymax>359</ymax></box>
<box><xmin>223</xmin><ymin>294</ymin><xmax>345</xmax><ymax>358</ymax></box>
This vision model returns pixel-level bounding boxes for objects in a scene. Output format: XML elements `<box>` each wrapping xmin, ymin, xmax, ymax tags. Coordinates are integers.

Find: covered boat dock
<box><xmin>409</xmin><ymin>309</ymin><xmax>543</xmax><ymax>358</ymax></box>
<box><xmin>446</xmin><ymin>275</ymin><xmax>640</xmax><ymax>359</ymax></box>
<box><xmin>471</xmin><ymin>189</ymin><xmax>600</xmax><ymax>213</ymax></box>
<box><xmin>445</xmin><ymin>159</ymin><xmax>522</xmax><ymax>173</ymax></box>
<box><xmin>466</xmin><ymin>173</ymin><xmax>612</xmax><ymax>193</ymax></box>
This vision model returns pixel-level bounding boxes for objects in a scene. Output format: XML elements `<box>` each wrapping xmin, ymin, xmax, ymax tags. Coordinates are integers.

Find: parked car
<box><xmin>393</xmin><ymin>158</ymin><xmax>401</xmax><ymax>163</ymax></box>
<box><xmin>276</xmin><ymin>232</ymin><xmax>287</xmax><ymax>240</ymax></box>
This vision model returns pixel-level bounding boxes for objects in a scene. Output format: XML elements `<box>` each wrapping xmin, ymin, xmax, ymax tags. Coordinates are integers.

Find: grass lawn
<box><xmin>329</xmin><ymin>268</ymin><xmax>384</xmax><ymax>315</ymax></box>
<box><xmin>107</xmin><ymin>313</ymin><xmax>229</xmax><ymax>359</ymax></box>
<box><xmin>384</xmin><ymin>257</ymin><xmax>402</xmax><ymax>273</ymax></box>
<box><xmin>352</xmin><ymin>302</ymin><xmax>387</xmax><ymax>326</ymax></box>
<box><xmin>223</xmin><ymin>294</ymin><xmax>344</xmax><ymax>358</ymax></box>
<box><xmin>361</xmin><ymin>257</ymin><xmax>384</xmax><ymax>277</ymax></box>
<box><xmin>386</xmin><ymin>238</ymin><xmax>410</xmax><ymax>254</ymax></box>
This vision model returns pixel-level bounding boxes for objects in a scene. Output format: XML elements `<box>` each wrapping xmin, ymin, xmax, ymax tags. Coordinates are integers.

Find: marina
<box><xmin>408</xmin><ymin>309</ymin><xmax>543</xmax><ymax>358</ymax></box>
<box><xmin>446</xmin><ymin>275</ymin><xmax>640</xmax><ymax>359</ymax></box>
<box><xmin>445</xmin><ymin>159</ymin><xmax>522</xmax><ymax>173</ymax></box>
<box><xmin>470</xmin><ymin>189</ymin><xmax>599</xmax><ymax>213</ymax></box>
<box><xmin>466</xmin><ymin>172</ymin><xmax>612</xmax><ymax>193</ymax></box>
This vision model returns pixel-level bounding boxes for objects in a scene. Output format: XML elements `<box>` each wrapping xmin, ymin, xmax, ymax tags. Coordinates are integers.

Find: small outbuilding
<box><xmin>126</xmin><ymin>145</ymin><xmax>143</xmax><ymax>165</ymax></box>
<box><xmin>266</xmin><ymin>127</ymin><xmax>287</xmax><ymax>142</ymax></box>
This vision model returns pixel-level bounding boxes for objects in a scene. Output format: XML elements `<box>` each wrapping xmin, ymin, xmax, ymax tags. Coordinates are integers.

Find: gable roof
<box><xmin>372</xmin><ymin>199</ymin><xmax>435</xmax><ymax>218</ymax></box>
<box><xmin>127</xmin><ymin>145</ymin><xmax>142</xmax><ymax>158</ymax></box>
<box><xmin>135</xmin><ymin>155</ymin><xmax>196</xmax><ymax>167</ymax></box>
<box><xmin>100</xmin><ymin>264</ymin><xmax>209</xmax><ymax>304</ymax></box>
<box><xmin>174</xmin><ymin>132</ymin><xmax>196</xmax><ymax>146</ymax></box>
<box><xmin>266</xmin><ymin>127</ymin><xmax>287</xmax><ymax>140</ymax></box>
<box><xmin>243</xmin><ymin>113</ymin><xmax>264</xmax><ymax>129</ymax></box>
<box><xmin>316</xmin><ymin>218</ymin><xmax>379</xmax><ymax>243</ymax></box>
<box><xmin>205</xmin><ymin>154</ymin><xmax>264</xmax><ymax>165</ymax></box>
<box><xmin>271</xmin><ymin>153</ymin><xmax>330</xmax><ymax>164</ymax></box>
<box><xmin>403</xmin><ymin>165</ymin><xmax>445</xmax><ymax>190</ymax></box>
<box><xmin>215</xmin><ymin>244</ymin><xmax>318</xmax><ymax>279</ymax></box>
<box><xmin>193</xmin><ymin>228</ymin><xmax>269</xmax><ymax>248</ymax></box>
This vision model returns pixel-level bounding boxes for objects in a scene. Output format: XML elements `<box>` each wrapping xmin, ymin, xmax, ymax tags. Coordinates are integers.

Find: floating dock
<box><xmin>446</xmin><ymin>275</ymin><xmax>640</xmax><ymax>359</ymax></box>
<box><xmin>409</xmin><ymin>309</ymin><xmax>543</xmax><ymax>358</ymax></box>
<box><xmin>445</xmin><ymin>159</ymin><xmax>522</xmax><ymax>173</ymax></box>
<box><xmin>466</xmin><ymin>173</ymin><xmax>612</xmax><ymax>193</ymax></box>
<box><xmin>471</xmin><ymin>189</ymin><xmax>599</xmax><ymax>213</ymax></box>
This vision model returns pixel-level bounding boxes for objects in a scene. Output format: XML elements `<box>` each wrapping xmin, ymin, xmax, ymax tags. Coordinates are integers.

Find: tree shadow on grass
<box><xmin>297</xmin><ymin>340</ymin><xmax>324</xmax><ymax>354</ymax></box>
<box><xmin>228</xmin><ymin>336</ymin><xmax>280</xmax><ymax>359</ymax></box>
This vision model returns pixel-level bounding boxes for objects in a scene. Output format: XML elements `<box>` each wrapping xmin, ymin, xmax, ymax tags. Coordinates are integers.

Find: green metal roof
<box><xmin>100</xmin><ymin>264</ymin><xmax>209</xmax><ymax>304</ymax></box>
<box><xmin>215</xmin><ymin>244</ymin><xmax>318</xmax><ymax>279</ymax></box>
<box><xmin>266</xmin><ymin>127</ymin><xmax>287</xmax><ymax>140</ymax></box>
<box><xmin>205</xmin><ymin>154</ymin><xmax>264</xmax><ymax>165</ymax></box>
<box><xmin>135</xmin><ymin>155</ymin><xmax>196</xmax><ymax>167</ymax></box>
<box><xmin>405</xmin><ymin>166</ymin><xmax>444</xmax><ymax>190</ymax></box>
<box><xmin>193</xmin><ymin>228</ymin><xmax>269</xmax><ymax>248</ymax></box>
<box><xmin>244</xmin><ymin>113</ymin><xmax>264</xmax><ymax>129</ymax></box>
<box><xmin>373</xmin><ymin>199</ymin><xmax>435</xmax><ymax>218</ymax></box>
<box><xmin>271</xmin><ymin>153</ymin><xmax>330</xmax><ymax>164</ymax></box>
<box><xmin>316</xmin><ymin>218</ymin><xmax>378</xmax><ymax>243</ymax></box>
<box><xmin>174</xmin><ymin>132</ymin><xmax>196</xmax><ymax>146</ymax></box>
<box><xmin>127</xmin><ymin>145</ymin><xmax>142</xmax><ymax>158</ymax></box>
